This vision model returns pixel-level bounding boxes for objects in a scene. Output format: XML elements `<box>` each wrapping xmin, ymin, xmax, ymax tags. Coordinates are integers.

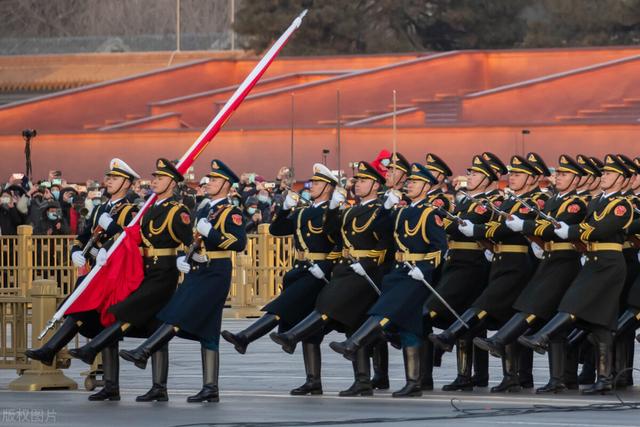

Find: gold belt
<box><xmin>585</xmin><ymin>242</ymin><xmax>623</xmax><ymax>252</ymax></box>
<box><xmin>141</xmin><ymin>248</ymin><xmax>178</xmax><ymax>257</ymax></box>
<box><xmin>342</xmin><ymin>249</ymin><xmax>375</xmax><ymax>259</ymax></box>
<box><xmin>448</xmin><ymin>241</ymin><xmax>483</xmax><ymax>251</ymax></box>
<box><xmin>295</xmin><ymin>250</ymin><xmax>330</xmax><ymax>261</ymax></box>
<box><xmin>395</xmin><ymin>251</ymin><xmax>441</xmax><ymax>266</ymax></box>
<box><xmin>493</xmin><ymin>244</ymin><xmax>529</xmax><ymax>254</ymax></box>
<box><xmin>204</xmin><ymin>251</ymin><xmax>233</xmax><ymax>259</ymax></box>
<box><xmin>624</xmin><ymin>241</ymin><xmax>634</xmax><ymax>249</ymax></box>
<box><xmin>543</xmin><ymin>242</ymin><xmax>575</xmax><ymax>252</ymax></box>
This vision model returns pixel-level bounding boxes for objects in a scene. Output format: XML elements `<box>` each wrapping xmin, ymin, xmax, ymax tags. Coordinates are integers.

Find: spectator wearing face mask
<box><xmin>243</xmin><ymin>196</ymin><xmax>264</xmax><ymax>234</ymax></box>
<box><xmin>59</xmin><ymin>187</ymin><xmax>80</xmax><ymax>234</ymax></box>
<box><xmin>0</xmin><ymin>188</ymin><xmax>26</xmax><ymax>235</ymax></box>
<box><xmin>255</xmin><ymin>189</ymin><xmax>273</xmax><ymax>223</ymax></box>
<box><xmin>239</xmin><ymin>173</ymin><xmax>258</xmax><ymax>202</ymax></box>
<box><xmin>34</xmin><ymin>200</ymin><xmax>70</xmax><ymax>235</ymax></box>
<box><xmin>371</xmin><ymin>149</ymin><xmax>392</xmax><ymax>177</ymax></box>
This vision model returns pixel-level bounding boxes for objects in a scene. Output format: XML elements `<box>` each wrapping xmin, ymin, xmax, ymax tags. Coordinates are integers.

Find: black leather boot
<box><xmin>614</xmin><ymin>334</ymin><xmax>633</xmax><ymax>388</ymax></box>
<box><xmin>187</xmin><ymin>347</ymin><xmax>219</xmax><ymax>402</ymax></box>
<box><xmin>491</xmin><ymin>343</ymin><xmax>522</xmax><ymax>393</ymax></box>
<box><xmin>582</xmin><ymin>341</ymin><xmax>613</xmax><ymax>395</ymax></box>
<box><xmin>392</xmin><ymin>346</ymin><xmax>422</xmax><ymax>397</ymax></box>
<box><xmin>578</xmin><ymin>342</ymin><xmax>596</xmax><ymax>385</ymax></box>
<box><xmin>442</xmin><ymin>337</ymin><xmax>473</xmax><ymax>391</ymax></box>
<box><xmin>221</xmin><ymin>313</ymin><xmax>279</xmax><ymax>355</ymax></box>
<box><xmin>564</xmin><ymin>345</ymin><xmax>579</xmax><ymax>389</ymax></box>
<box><xmin>120</xmin><ymin>323</ymin><xmax>176</xmax><ymax>369</ymax></box>
<box><xmin>518</xmin><ymin>312</ymin><xmax>574</xmax><ymax>355</ymax></box>
<box><xmin>270</xmin><ymin>311</ymin><xmax>326</xmax><ymax>355</ymax></box>
<box><xmin>339</xmin><ymin>347</ymin><xmax>373</xmax><ymax>396</ymax></box>
<box><xmin>536</xmin><ymin>341</ymin><xmax>567</xmax><ymax>394</ymax></box>
<box><xmin>88</xmin><ymin>343</ymin><xmax>120</xmax><ymax>401</ymax></box>
<box><xmin>26</xmin><ymin>317</ymin><xmax>79</xmax><ymax>366</ymax></box>
<box><xmin>370</xmin><ymin>341</ymin><xmax>389</xmax><ymax>390</ymax></box>
<box><xmin>472</xmin><ymin>330</ymin><xmax>489</xmax><ymax>387</ymax></box>
<box><xmin>429</xmin><ymin>309</ymin><xmax>484</xmax><ymax>352</ymax></box>
<box><xmin>474</xmin><ymin>313</ymin><xmax>530</xmax><ymax>358</ymax></box>
<box><xmin>519</xmin><ymin>347</ymin><xmax>534</xmax><ymax>388</ymax></box>
<box><xmin>290</xmin><ymin>343</ymin><xmax>323</xmax><ymax>395</ymax></box>
<box><xmin>136</xmin><ymin>345</ymin><xmax>169</xmax><ymax>402</ymax></box>
<box><xmin>70</xmin><ymin>321</ymin><xmax>125</xmax><ymax>365</ymax></box>
<box><xmin>420</xmin><ymin>339</ymin><xmax>434</xmax><ymax>391</ymax></box>
<box><xmin>329</xmin><ymin>317</ymin><xmax>383</xmax><ymax>362</ymax></box>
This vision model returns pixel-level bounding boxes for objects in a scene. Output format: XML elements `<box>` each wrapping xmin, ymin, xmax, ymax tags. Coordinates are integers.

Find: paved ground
<box><xmin>2</xmin><ymin>319</ymin><xmax>640</xmax><ymax>426</ymax></box>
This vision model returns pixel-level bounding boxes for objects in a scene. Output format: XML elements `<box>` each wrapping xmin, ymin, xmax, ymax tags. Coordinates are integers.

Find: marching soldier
<box><xmin>221</xmin><ymin>163</ymin><xmax>339</xmax><ymax>396</ymax></box>
<box><xmin>518</xmin><ymin>154</ymin><xmax>634</xmax><ymax>394</ymax></box>
<box><xmin>474</xmin><ymin>155</ymin><xmax>588</xmax><ymax>393</ymax></box>
<box><xmin>330</xmin><ymin>163</ymin><xmax>448</xmax><ymax>397</ymax></box>
<box><xmin>424</xmin><ymin>153</ymin><xmax>454</xmax><ymax>213</ymax></box>
<box><xmin>430</xmin><ymin>155</ymin><xmax>542</xmax><ymax>393</ymax></box>
<box><xmin>270</xmin><ymin>161</ymin><xmax>390</xmax><ymax>397</ymax></box>
<box><xmin>25</xmin><ymin>158</ymin><xmax>140</xmax><ymax>401</ymax></box>
<box><xmin>68</xmin><ymin>158</ymin><xmax>193</xmax><ymax>402</ymax></box>
<box><xmin>425</xmin><ymin>154</ymin><xmax>502</xmax><ymax>391</ymax></box>
<box><xmin>119</xmin><ymin>160</ymin><xmax>246</xmax><ymax>403</ymax></box>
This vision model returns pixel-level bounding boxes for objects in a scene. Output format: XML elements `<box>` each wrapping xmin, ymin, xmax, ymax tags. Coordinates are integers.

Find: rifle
<box><xmin>81</xmin><ymin>203</ymin><xmax>121</xmax><ymax>258</ymax></box>
<box><xmin>184</xmin><ymin>205</ymin><xmax>227</xmax><ymax>266</ymax></box>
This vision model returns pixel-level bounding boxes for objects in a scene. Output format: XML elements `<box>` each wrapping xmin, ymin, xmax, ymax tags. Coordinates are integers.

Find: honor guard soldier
<box><xmin>330</xmin><ymin>163</ymin><xmax>448</xmax><ymax>398</ymax></box>
<box><xmin>270</xmin><ymin>161</ymin><xmax>389</xmax><ymax>397</ymax></box>
<box><xmin>69</xmin><ymin>158</ymin><xmax>193</xmax><ymax>402</ymax></box>
<box><xmin>424</xmin><ymin>153</ymin><xmax>454</xmax><ymax>213</ymax></box>
<box><xmin>221</xmin><ymin>163</ymin><xmax>339</xmax><ymax>396</ymax></box>
<box><xmin>474</xmin><ymin>155</ymin><xmax>587</xmax><ymax>393</ymax></box>
<box><xmin>430</xmin><ymin>155</ymin><xmax>542</xmax><ymax>393</ymax></box>
<box><xmin>518</xmin><ymin>154</ymin><xmax>634</xmax><ymax>395</ymax></box>
<box><xmin>425</xmin><ymin>154</ymin><xmax>502</xmax><ymax>391</ymax></box>
<box><xmin>120</xmin><ymin>159</ymin><xmax>246</xmax><ymax>403</ymax></box>
<box><xmin>25</xmin><ymin>158</ymin><xmax>140</xmax><ymax>401</ymax></box>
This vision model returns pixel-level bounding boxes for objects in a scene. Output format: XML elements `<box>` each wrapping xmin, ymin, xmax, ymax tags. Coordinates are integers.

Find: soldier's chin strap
<box><xmin>361</xmin><ymin>180</ymin><xmax>377</xmax><ymax>200</ymax></box>
<box><xmin>110</xmin><ymin>178</ymin><xmax>131</xmax><ymax>202</ymax></box>
<box><xmin>208</xmin><ymin>180</ymin><xmax>229</xmax><ymax>199</ymax></box>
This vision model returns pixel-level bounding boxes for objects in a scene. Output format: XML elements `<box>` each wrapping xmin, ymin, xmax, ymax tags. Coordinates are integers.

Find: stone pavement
<box><xmin>1</xmin><ymin>318</ymin><xmax>640</xmax><ymax>427</ymax></box>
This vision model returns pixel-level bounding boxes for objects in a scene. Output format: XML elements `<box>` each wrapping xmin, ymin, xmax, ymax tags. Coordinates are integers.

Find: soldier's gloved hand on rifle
<box><xmin>505</xmin><ymin>215</ymin><xmax>524</xmax><ymax>232</ymax></box>
<box><xmin>96</xmin><ymin>248</ymin><xmax>108</xmax><ymax>267</ymax></box>
<box><xmin>283</xmin><ymin>192</ymin><xmax>299</xmax><ymax>210</ymax></box>
<box><xmin>329</xmin><ymin>188</ymin><xmax>346</xmax><ymax>209</ymax></box>
<box><xmin>408</xmin><ymin>265</ymin><xmax>425</xmax><ymax>281</ymax></box>
<box><xmin>98</xmin><ymin>212</ymin><xmax>113</xmax><ymax>230</ymax></box>
<box><xmin>553</xmin><ymin>221</ymin><xmax>569</xmax><ymax>239</ymax></box>
<box><xmin>176</xmin><ymin>255</ymin><xmax>191</xmax><ymax>274</ymax></box>
<box><xmin>349</xmin><ymin>262</ymin><xmax>366</xmax><ymax>277</ymax></box>
<box><xmin>308</xmin><ymin>264</ymin><xmax>325</xmax><ymax>280</ymax></box>
<box><xmin>484</xmin><ymin>249</ymin><xmax>494</xmax><ymax>262</ymax></box>
<box><xmin>383</xmin><ymin>190</ymin><xmax>400</xmax><ymax>209</ymax></box>
<box><xmin>71</xmin><ymin>251</ymin><xmax>86</xmax><ymax>268</ymax></box>
<box><xmin>89</xmin><ymin>247</ymin><xmax>99</xmax><ymax>258</ymax></box>
<box><xmin>458</xmin><ymin>220</ymin><xmax>474</xmax><ymax>237</ymax></box>
<box><xmin>531</xmin><ymin>242</ymin><xmax>544</xmax><ymax>259</ymax></box>
<box><xmin>196</xmin><ymin>218</ymin><xmax>212</xmax><ymax>237</ymax></box>
<box><xmin>191</xmin><ymin>252</ymin><xmax>208</xmax><ymax>263</ymax></box>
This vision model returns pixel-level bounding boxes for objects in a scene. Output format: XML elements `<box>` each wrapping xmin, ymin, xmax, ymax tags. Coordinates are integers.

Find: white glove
<box><xmin>350</xmin><ymin>262</ymin><xmax>366</xmax><ymax>276</ymax></box>
<box><xmin>283</xmin><ymin>193</ymin><xmax>299</xmax><ymax>210</ymax></box>
<box><xmin>176</xmin><ymin>255</ymin><xmax>191</xmax><ymax>274</ymax></box>
<box><xmin>408</xmin><ymin>266</ymin><xmax>425</xmax><ymax>281</ymax></box>
<box><xmin>71</xmin><ymin>251</ymin><xmax>86</xmax><ymax>267</ymax></box>
<box><xmin>384</xmin><ymin>190</ymin><xmax>401</xmax><ymax>209</ymax></box>
<box><xmin>308</xmin><ymin>264</ymin><xmax>326</xmax><ymax>280</ymax></box>
<box><xmin>192</xmin><ymin>252</ymin><xmax>208</xmax><ymax>263</ymax></box>
<box><xmin>484</xmin><ymin>249</ymin><xmax>494</xmax><ymax>262</ymax></box>
<box><xmin>580</xmin><ymin>254</ymin><xmax>587</xmax><ymax>266</ymax></box>
<box><xmin>96</xmin><ymin>248</ymin><xmax>108</xmax><ymax>267</ymax></box>
<box><xmin>197</xmin><ymin>218</ymin><xmax>213</xmax><ymax>237</ymax></box>
<box><xmin>506</xmin><ymin>215</ymin><xmax>524</xmax><ymax>232</ymax></box>
<box><xmin>329</xmin><ymin>188</ymin><xmax>346</xmax><ymax>209</ymax></box>
<box><xmin>458</xmin><ymin>220</ymin><xmax>474</xmax><ymax>237</ymax></box>
<box><xmin>98</xmin><ymin>212</ymin><xmax>113</xmax><ymax>230</ymax></box>
<box><xmin>553</xmin><ymin>221</ymin><xmax>569</xmax><ymax>240</ymax></box>
<box><xmin>531</xmin><ymin>242</ymin><xmax>544</xmax><ymax>259</ymax></box>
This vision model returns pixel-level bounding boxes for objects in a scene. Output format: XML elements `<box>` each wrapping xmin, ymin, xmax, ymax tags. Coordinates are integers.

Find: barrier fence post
<box><xmin>16</xmin><ymin>225</ymin><xmax>33</xmax><ymax>295</ymax></box>
<box><xmin>8</xmin><ymin>279</ymin><xmax>77</xmax><ymax>391</ymax></box>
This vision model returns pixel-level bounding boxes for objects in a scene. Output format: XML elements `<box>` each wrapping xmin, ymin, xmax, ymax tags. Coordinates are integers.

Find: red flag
<box><xmin>65</xmin><ymin>224</ymin><xmax>144</xmax><ymax>326</ymax></box>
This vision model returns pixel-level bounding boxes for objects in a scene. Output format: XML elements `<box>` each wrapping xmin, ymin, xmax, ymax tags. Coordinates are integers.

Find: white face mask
<box><xmin>381</xmin><ymin>159</ymin><xmax>391</xmax><ymax>167</ymax></box>
<box><xmin>1</xmin><ymin>196</ymin><xmax>10</xmax><ymax>205</ymax></box>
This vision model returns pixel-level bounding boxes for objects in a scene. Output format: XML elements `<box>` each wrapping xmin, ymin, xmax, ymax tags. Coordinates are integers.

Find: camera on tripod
<box><xmin>22</xmin><ymin>129</ymin><xmax>37</xmax><ymax>139</ymax></box>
